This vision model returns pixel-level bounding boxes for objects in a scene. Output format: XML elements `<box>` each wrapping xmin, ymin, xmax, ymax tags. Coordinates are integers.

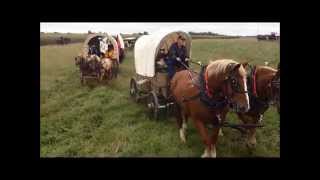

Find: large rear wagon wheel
<box><xmin>147</xmin><ymin>91</ymin><xmax>159</xmax><ymax>120</ymax></box>
<box><xmin>130</xmin><ymin>78</ymin><xmax>140</xmax><ymax>102</ymax></box>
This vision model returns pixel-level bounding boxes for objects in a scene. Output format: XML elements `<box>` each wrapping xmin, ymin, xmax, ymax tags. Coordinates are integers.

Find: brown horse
<box><xmin>170</xmin><ymin>59</ymin><xmax>250</xmax><ymax>157</ymax></box>
<box><xmin>236</xmin><ymin>63</ymin><xmax>280</xmax><ymax>148</ymax></box>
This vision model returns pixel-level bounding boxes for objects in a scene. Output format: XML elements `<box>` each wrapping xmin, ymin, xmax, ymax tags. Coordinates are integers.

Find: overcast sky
<box><xmin>40</xmin><ymin>23</ymin><xmax>280</xmax><ymax>36</ymax></box>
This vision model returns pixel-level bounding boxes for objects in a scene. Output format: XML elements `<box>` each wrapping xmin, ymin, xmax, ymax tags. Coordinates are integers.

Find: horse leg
<box><xmin>179</xmin><ymin>112</ymin><xmax>188</xmax><ymax>143</ymax></box>
<box><xmin>238</xmin><ymin>114</ymin><xmax>257</xmax><ymax>149</ymax></box>
<box><xmin>246</xmin><ymin>128</ymin><xmax>257</xmax><ymax>149</ymax></box>
<box><xmin>216</xmin><ymin>115</ymin><xmax>224</xmax><ymax>137</ymax></box>
<box><xmin>246</xmin><ymin>114</ymin><xmax>263</xmax><ymax>149</ymax></box>
<box><xmin>210</xmin><ymin>127</ymin><xmax>221</xmax><ymax>158</ymax></box>
<box><xmin>100</xmin><ymin>69</ymin><xmax>105</xmax><ymax>82</ymax></box>
<box><xmin>193</xmin><ymin>120</ymin><xmax>212</xmax><ymax>158</ymax></box>
<box><xmin>218</xmin><ymin>129</ymin><xmax>224</xmax><ymax>136</ymax></box>
<box><xmin>174</xmin><ymin>103</ymin><xmax>185</xmax><ymax>143</ymax></box>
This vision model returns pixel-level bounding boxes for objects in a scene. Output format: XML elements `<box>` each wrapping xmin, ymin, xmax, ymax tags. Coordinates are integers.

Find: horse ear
<box><xmin>233</xmin><ymin>63</ymin><xmax>242</xmax><ymax>71</ymax></box>
<box><xmin>227</xmin><ymin>63</ymin><xmax>241</xmax><ymax>73</ymax></box>
<box><xmin>242</xmin><ymin>62</ymin><xmax>249</xmax><ymax>69</ymax></box>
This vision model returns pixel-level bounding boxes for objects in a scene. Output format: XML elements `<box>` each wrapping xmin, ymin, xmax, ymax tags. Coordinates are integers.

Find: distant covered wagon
<box><xmin>115</xmin><ymin>34</ymin><xmax>126</xmax><ymax>63</ymax></box>
<box><xmin>75</xmin><ymin>33</ymin><xmax>120</xmax><ymax>84</ymax></box>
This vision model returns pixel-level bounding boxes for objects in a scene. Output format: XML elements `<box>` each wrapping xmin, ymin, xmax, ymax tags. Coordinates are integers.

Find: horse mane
<box><xmin>258</xmin><ymin>65</ymin><xmax>277</xmax><ymax>73</ymax></box>
<box><xmin>207</xmin><ymin>59</ymin><xmax>246</xmax><ymax>78</ymax></box>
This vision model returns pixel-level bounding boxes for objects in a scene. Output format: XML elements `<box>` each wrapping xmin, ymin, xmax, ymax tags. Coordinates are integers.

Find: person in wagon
<box><xmin>165</xmin><ymin>35</ymin><xmax>189</xmax><ymax>79</ymax></box>
<box><xmin>105</xmin><ymin>44</ymin><xmax>116</xmax><ymax>60</ymax></box>
<box><xmin>155</xmin><ymin>48</ymin><xmax>167</xmax><ymax>70</ymax></box>
<box><xmin>100</xmin><ymin>39</ymin><xmax>108</xmax><ymax>57</ymax></box>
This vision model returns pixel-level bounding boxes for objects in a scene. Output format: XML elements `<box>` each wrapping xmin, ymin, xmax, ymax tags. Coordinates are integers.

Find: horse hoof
<box><xmin>201</xmin><ymin>150</ymin><xmax>211</xmax><ymax>158</ymax></box>
<box><xmin>211</xmin><ymin>148</ymin><xmax>217</xmax><ymax>158</ymax></box>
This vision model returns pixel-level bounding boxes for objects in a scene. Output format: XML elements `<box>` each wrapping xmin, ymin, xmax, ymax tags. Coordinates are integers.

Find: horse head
<box><xmin>223</xmin><ymin>62</ymin><xmax>250</xmax><ymax>113</ymax></box>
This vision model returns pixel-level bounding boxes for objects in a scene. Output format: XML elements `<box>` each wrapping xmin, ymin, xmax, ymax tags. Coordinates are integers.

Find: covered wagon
<box><xmin>75</xmin><ymin>33</ymin><xmax>120</xmax><ymax>84</ymax></box>
<box><xmin>129</xmin><ymin>29</ymin><xmax>192</xmax><ymax>119</ymax></box>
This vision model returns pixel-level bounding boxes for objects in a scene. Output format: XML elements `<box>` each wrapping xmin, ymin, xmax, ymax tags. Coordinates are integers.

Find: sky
<box><xmin>40</xmin><ymin>23</ymin><xmax>280</xmax><ymax>36</ymax></box>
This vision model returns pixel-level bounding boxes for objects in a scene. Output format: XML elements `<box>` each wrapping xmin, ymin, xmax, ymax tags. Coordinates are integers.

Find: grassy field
<box><xmin>40</xmin><ymin>33</ymin><xmax>87</xmax><ymax>46</ymax></box>
<box><xmin>40</xmin><ymin>38</ymin><xmax>280</xmax><ymax>157</ymax></box>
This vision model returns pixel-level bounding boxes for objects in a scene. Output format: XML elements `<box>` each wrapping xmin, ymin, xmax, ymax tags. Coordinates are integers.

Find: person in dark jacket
<box><xmin>165</xmin><ymin>35</ymin><xmax>189</xmax><ymax>79</ymax></box>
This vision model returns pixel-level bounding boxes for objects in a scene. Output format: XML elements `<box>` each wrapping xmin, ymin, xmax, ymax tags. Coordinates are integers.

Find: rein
<box><xmin>252</xmin><ymin>66</ymin><xmax>258</xmax><ymax>97</ymax></box>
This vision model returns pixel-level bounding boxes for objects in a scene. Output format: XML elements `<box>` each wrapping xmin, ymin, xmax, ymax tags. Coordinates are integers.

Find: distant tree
<box><xmin>143</xmin><ymin>31</ymin><xmax>149</xmax><ymax>35</ymax></box>
<box><xmin>88</xmin><ymin>30</ymin><xmax>92</xmax><ymax>34</ymax></box>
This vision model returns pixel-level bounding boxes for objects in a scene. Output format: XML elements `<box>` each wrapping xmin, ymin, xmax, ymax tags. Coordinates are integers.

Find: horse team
<box><xmin>171</xmin><ymin>60</ymin><xmax>280</xmax><ymax>157</ymax></box>
<box><xmin>74</xmin><ymin>31</ymin><xmax>280</xmax><ymax>157</ymax></box>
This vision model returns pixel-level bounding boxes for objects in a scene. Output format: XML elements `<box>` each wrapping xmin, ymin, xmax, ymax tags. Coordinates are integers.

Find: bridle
<box><xmin>200</xmin><ymin>63</ymin><xmax>249</xmax><ymax>110</ymax></box>
<box><xmin>221</xmin><ymin>63</ymin><xmax>248</xmax><ymax>98</ymax></box>
<box><xmin>250</xmin><ymin>65</ymin><xmax>279</xmax><ymax>107</ymax></box>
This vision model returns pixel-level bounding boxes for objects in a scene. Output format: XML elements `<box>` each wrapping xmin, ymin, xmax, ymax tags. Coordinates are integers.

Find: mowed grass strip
<box><xmin>40</xmin><ymin>38</ymin><xmax>279</xmax><ymax>157</ymax></box>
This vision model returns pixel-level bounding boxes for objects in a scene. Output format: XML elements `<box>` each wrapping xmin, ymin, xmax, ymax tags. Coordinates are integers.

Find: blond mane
<box><xmin>259</xmin><ymin>65</ymin><xmax>277</xmax><ymax>72</ymax></box>
<box><xmin>207</xmin><ymin>59</ymin><xmax>246</xmax><ymax>78</ymax></box>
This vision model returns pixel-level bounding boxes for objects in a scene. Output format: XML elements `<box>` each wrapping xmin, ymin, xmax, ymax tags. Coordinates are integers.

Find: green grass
<box><xmin>40</xmin><ymin>38</ymin><xmax>280</xmax><ymax>157</ymax></box>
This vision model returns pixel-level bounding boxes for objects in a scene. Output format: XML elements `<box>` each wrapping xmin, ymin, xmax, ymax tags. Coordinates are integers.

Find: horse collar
<box><xmin>204</xmin><ymin>66</ymin><xmax>214</xmax><ymax>98</ymax></box>
<box><xmin>198</xmin><ymin>65</ymin><xmax>228</xmax><ymax>109</ymax></box>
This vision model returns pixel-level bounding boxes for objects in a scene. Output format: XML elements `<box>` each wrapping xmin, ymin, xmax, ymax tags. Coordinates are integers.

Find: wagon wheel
<box><xmin>130</xmin><ymin>78</ymin><xmax>140</xmax><ymax>102</ymax></box>
<box><xmin>147</xmin><ymin>91</ymin><xmax>159</xmax><ymax>120</ymax></box>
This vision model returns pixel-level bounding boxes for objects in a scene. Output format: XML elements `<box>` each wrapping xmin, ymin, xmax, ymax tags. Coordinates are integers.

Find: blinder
<box><xmin>225</xmin><ymin>63</ymin><xmax>248</xmax><ymax>94</ymax></box>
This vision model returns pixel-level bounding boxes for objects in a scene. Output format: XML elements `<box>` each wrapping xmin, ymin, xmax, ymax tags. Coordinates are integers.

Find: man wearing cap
<box><xmin>166</xmin><ymin>35</ymin><xmax>189</xmax><ymax>79</ymax></box>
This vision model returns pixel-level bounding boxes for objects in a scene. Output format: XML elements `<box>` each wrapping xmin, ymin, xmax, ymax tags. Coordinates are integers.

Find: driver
<box><xmin>165</xmin><ymin>35</ymin><xmax>189</xmax><ymax>79</ymax></box>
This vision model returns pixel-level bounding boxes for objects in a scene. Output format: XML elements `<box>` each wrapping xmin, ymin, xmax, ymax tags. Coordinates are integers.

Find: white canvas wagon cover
<box><xmin>134</xmin><ymin>29</ymin><xmax>191</xmax><ymax>77</ymax></box>
<box><xmin>116</xmin><ymin>33</ymin><xmax>125</xmax><ymax>49</ymax></box>
<box><xmin>82</xmin><ymin>33</ymin><xmax>120</xmax><ymax>63</ymax></box>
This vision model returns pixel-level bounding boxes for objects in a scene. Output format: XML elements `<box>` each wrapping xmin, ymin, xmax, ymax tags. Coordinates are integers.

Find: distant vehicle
<box><xmin>257</xmin><ymin>32</ymin><xmax>280</xmax><ymax>41</ymax></box>
<box><xmin>123</xmin><ymin>36</ymin><xmax>139</xmax><ymax>48</ymax></box>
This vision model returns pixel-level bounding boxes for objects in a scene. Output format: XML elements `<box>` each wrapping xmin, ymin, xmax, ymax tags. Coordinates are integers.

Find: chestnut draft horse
<box><xmin>170</xmin><ymin>59</ymin><xmax>250</xmax><ymax>157</ymax></box>
<box><xmin>235</xmin><ymin>63</ymin><xmax>280</xmax><ymax>148</ymax></box>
